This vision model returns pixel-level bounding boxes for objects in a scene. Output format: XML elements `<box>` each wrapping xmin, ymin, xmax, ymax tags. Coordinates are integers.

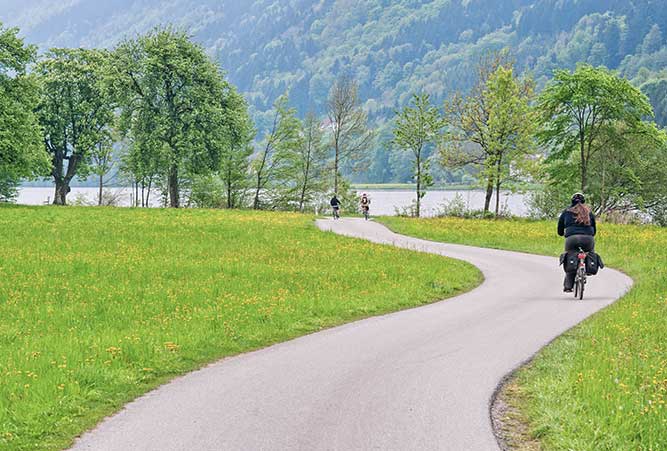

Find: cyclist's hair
<box><xmin>568</xmin><ymin>203</ymin><xmax>591</xmax><ymax>226</ymax></box>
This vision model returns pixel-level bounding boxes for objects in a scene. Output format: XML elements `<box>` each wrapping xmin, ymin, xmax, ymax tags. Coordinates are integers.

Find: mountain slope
<box><xmin>2</xmin><ymin>0</ymin><xmax>666</xmax><ymax>182</ymax></box>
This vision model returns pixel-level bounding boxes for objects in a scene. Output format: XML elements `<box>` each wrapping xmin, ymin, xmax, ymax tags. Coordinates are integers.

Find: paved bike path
<box><xmin>70</xmin><ymin>219</ymin><xmax>632</xmax><ymax>451</ymax></box>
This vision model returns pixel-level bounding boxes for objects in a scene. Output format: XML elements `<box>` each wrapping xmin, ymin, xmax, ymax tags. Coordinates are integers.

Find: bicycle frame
<box><xmin>574</xmin><ymin>248</ymin><xmax>587</xmax><ymax>300</ymax></box>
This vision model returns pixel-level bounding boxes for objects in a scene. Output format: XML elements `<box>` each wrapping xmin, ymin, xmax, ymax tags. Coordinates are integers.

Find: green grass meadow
<box><xmin>380</xmin><ymin>216</ymin><xmax>667</xmax><ymax>451</ymax></box>
<box><xmin>0</xmin><ymin>205</ymin><xmax>480</xmax><ymax>451</ymax></box>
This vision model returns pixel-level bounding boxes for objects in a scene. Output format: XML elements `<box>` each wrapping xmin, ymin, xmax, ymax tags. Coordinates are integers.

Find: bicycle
<box><xmin>573</xmin><ymin>247</ymin><xmax>587</xmax><ymax>300</ymax></box>
<box><xmin>332</xmin><ymin>206</ymin><xmax>340</xmax><ymax>220</ymax></box>
<box><xmin>361</xmin><ymin>205</ymin><xmax>369</xmax><ymax>221</ymax></box>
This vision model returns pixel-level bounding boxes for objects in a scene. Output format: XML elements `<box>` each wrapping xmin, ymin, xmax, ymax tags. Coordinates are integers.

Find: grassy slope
<box><xmin>380</xmin><ymin>216</ymin><xmax>667</xmax><ymax>451</ymax></box>
<box><xmin>0</xmin><ymin>206</ymin><xmax>481</xmax><ymax>451</ymax></box>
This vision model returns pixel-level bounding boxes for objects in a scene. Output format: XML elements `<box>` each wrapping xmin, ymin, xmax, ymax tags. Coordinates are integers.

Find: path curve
<box><xmin>70</xmin><ymin>219</ymin><xmax>632</xmax><ymax>451</ymax></box>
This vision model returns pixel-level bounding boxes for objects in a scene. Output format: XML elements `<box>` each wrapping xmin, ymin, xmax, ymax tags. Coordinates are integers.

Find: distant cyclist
<box><xmin>360</xmin><ymin>193</ymin><xmax>371</xmax><ymax>220</ymax></box>
<box><xmin>558</xmin><ymin>193</ymin><xmax>596</xmax><ymax>292</ymax></box>
<box><xmin>330</xmin><ymin>194</ymin><xmax>341</xmax><ymax>219</ymax></box>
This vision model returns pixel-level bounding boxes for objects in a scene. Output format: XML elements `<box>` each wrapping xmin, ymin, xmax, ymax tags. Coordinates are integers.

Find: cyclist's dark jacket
<box><xmin>330</xmin><ymin>197</ymin><xmax>341</xmax><ymax>207</ymax></box>
<box><xmin>557</xmin><ymin>208</ymin><xmax>596</xmax><ymax>237</ymax></box>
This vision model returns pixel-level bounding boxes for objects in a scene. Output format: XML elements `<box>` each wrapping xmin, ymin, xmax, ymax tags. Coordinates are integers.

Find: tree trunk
<box><xmin>299</xmin><ymin>150</ymin><xmax>312</xmax><ymax>213</ymax></box>
<box><xmin>483</xmin><ymin>177</ymin><xmax>493</xmax><ymax>213</ymax></box>
<box><xmin>226</xmin><ymin>164</ymin><xmax>233</xmax><ymax>209</ymax></box>
<box><xmin>334</xmin><ymin>142</ymin><xmax>340</xmax><ymax>195</ymax></box>
<box><xmin>415</xmin><ymin>152</ymin><xmax>421</xmax><ymax>218</ymax></box>
<box><xmin>98</xmin><ymin>174</ymin><xmax>103</xmax><ymax>206</ymax></box>
<box><xmin>494</xmin><ymin>157</ymin><xmax>502</xmax><ymax>218</ymax></box>
<box><xmin>168</xmin><ymin>164</ymin><xmax>179</xmax><ymax>208</ymax></box>
<box><xmin>580</xmin><ymin>132</ymin><xmax>587</xmax><ymax>192</ymax></box>
<box><xmin>253</xmin><ymin>174</ymin><xmax>262</xmax><ymax>210</ymax></box>
<box><xmin>146</xmin><ymin>178</ymin><xmax>152</xmax><ymax>208</ymax></box>
<box><xmin>53</xmin><ymin>179</ymin><xmax>69</xmax><ymax>205</ymax></box>
<box><xmin>227</xmin><ymin>179</ymin><xmax>233</xmax><ymax>209</ymax></box>
<box><xmin>495</xmin><ymin>180</ymin><xmax>501</xmax><ymax>218</ymax></box>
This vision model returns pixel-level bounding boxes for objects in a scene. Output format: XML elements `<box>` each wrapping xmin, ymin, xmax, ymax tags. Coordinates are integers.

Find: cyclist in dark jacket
<box><xmin>330</xmin><ymin>194</ymin><xmax>341</xmax><ymax>218</ymax></box>
<box><xmin>558</xmin><ymin>193</ymin><xmax>596</xmax><ymax>292</ymax></box>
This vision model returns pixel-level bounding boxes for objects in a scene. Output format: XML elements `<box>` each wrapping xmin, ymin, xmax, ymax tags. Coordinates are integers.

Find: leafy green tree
<box><xmin>537</xmin><ymin>64</ymin><xmax>653</xmax><ymax>192</ymax></box>
<box><xmin>294</xmin><ymin>112</ymin><xmax>328</xmax><ymax>212</ymax></box>
<box><xmin>393</xmin><ymin>93</ymin><xmax>444</xmax><ymax>217</ymax></box>
<box><xmin>0</xmin><ymin>23</ymin><xmax>47</xmax><ymax>201</ymax></box>
<box><xmin>89</xmin><ymin>133</ymin><xmax>115</xmax><ymax>206</ymax></box>
<box><xmin>483</xmin><ymin>65</ymin><xmax>536</xmax><ymax>216</ymax></box>
<box><xmin>220</xmin><ymin>86</ymin><xmax>254</xmax><ymax>209</ymax></box>
<box><xmin>327</xmin><ymin>75</ymin><xmax>373</xmax><ymax>194</ymax></box>
<box><xmin>442</xmin><ymin>52</ymin><xmax>524</xmax><ymax>214</ymax></box>
<box><xmin>111</xmin><ymin>27</ymin><xmax>231</xmax><ymax>208</ymax></box>
<box><xmin>541</xmin><ymin>121</ymin><xmax>667</xmax><ymax>218</ymax></box>
<box><xmin>37</xmin><ymin>48</ymin><xmax>114</xmax><ymax>205</ymax></box>
<box><xmin>251</xmin><ymin>94</ymin><xmax>301</xmax><ymax>209</ymax></box>
<box><xmin>594</xmin><ymin>123</ymin><xmax>667</xmax><ymax>216</ymax></box>
<box><xmin>120</xmin><ymin>136</ymin><xmax>165</xmax><ymax>208</ymax></box>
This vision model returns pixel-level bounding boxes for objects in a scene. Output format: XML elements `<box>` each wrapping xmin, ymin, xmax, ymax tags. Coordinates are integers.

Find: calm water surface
<box><xmin>16</xmin><ymin>187</ymin><xmax>530</xmax><ymax>217</ymax></box>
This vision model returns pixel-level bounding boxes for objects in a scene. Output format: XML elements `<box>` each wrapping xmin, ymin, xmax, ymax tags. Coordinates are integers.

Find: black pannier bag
<box><xmin>560</xmin><ymin>251</ymin><xmax>579</xmax><ymax>273</ymax></box>
<box><xmin>585</xmin><ymin>251</ymin><xmax>604</xmax><ymax>275</ymax></box>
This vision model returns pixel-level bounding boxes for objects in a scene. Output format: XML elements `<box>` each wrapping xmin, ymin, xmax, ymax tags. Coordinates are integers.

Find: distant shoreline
<box><xmin>352</xmin><ymin>183</ymin><xmax>539</xmax><ymax>191</ymax></box>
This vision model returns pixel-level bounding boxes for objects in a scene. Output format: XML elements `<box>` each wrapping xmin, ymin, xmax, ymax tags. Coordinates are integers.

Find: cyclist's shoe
<box><xmin>563</xmin><ymin>288</ymin><xmax>573</xmax><ymax>293</ymax></box>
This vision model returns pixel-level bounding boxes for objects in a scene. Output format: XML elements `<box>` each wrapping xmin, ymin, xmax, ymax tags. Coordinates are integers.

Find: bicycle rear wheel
<box><xmin>576</xmin><ymin>274</ymin><xmax>585</xmax><ymax>300</ymax></box>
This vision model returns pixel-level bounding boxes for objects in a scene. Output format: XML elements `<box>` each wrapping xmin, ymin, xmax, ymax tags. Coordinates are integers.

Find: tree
<box><xmin>36</xmin><ymin>48</ymin><xmax>114</xmax><ymax>205</ymax></box>
<box><xmin>393</xmin><ymin>93</ymin><xmax>444</xmax><ymax>217</ymax></box>
<box><xmin>442</xmin><ymin>52</ymin><xmax>530</xmax><ymax>214</ymax></box>
<box><xmin>294</xmin><ymin>112</ymin><xmax>328</xmax><ymax>212</ymax></box>
<box><xmin>220</xmin><ymin>86</ymin><xmax>254</xmax><ymax>209</ymax></box>
<box><xmin>483</xmin><ymin>66</ymin><xmax>536</xmax><ymax>216</ymax></box>
<box><xmin>0</xmin><ymin>23</ymin><xmax>47</xmax><ymax>201</ymax></box>
<box><xmin>546</xmin><ymin>120</ymin><xmax>667</xmax><ymax>213</ymax></box>
<box><xmin>89</xmin><ymin>132</ymin><xmax>115</xmax><ymax>206</ymax></box>
<box><xmin>537</xmin><ymin>64</ymin><xmax>653</xmax><ymax>192</ymax></box>
<box><xmin>111</xmin><ymin>27</ymin><xmax>231</xmax><ymax>208</ymax></box>
<box><xmin>119</xmin><ymin>136</ymin><xmax>165</xmax><ymax>208</ymax></box>
<box><xmin>327</xmin><ymin>75</ymin><xmax>373</xmax><ymax>194</ymax></box>
<box><xmin>251</xmin><ymin>94</ymin><xmax>301</xmax><ymax>210</ymax></box>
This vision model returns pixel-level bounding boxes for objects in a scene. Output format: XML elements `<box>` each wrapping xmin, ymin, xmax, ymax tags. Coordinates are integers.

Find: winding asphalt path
<box><xmin>70</xmin><ymin>219</ymin><xmax>632</xmax><ymax>451</ymax></box>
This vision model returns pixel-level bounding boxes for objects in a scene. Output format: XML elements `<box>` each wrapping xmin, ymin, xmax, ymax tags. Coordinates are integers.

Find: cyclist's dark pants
<box><xmin>564</xmin><ymin>234</ymin><xmax>595</xmax><ymax>290</ymax></box>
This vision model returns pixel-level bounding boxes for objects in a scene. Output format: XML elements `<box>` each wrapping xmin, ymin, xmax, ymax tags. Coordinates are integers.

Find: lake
<box><xmin>15</xmin><ymin>187</ymin><xmax>530</xmax><ymax>217</ymax></box>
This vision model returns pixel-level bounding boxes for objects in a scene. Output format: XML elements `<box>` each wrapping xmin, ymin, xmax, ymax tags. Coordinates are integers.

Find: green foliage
<box><xmin>442</xmin><ymin>54</ymin><xmax>535</xmax><ymax>215</ymax></box>
<box><xmin>527</xmin><ymin>182</ymin><xmax>573</xmax><ymax>220</ymax></box>
<box><xmin>483</xmin><ymin>65</ymin><xmax>536</xmax><ymax>214</ymax></box>
<box><xmin>37</xmin><ymin>48</ymin><xmax>115</xmax><ymax>205</ymax></box>
<box><xmin>538</xmin><ymin>64</ymin><xmax>653</xmax><ymax>191</ymax></box>
<box><xmin>0</xmin><ymin>22</ymin><xmax>46</xmax><ymax>200</ymax></box>
<box><xmin>219</xmin><ymin>86</ymin><xmax>255</xmax><ymax>208</ymax></box>
<box><xmin>0</xmin><ymin>205</ymin><xmax>480</xmax><ymax>450</ymax></box>
<box><xmin>6</xmin><ymin>1</ymin><xmax>667</xmax><ymax>184</ymax></box>
<box><xmin>110</xmin><ymin>27</ymin><xmax>232</xmax><ymax>208</ymax></box>
<box><xmin>251</xmin><ymin>93</ymin><xmax>302</xmax><ymax>209</ymax></box>
<box><xmin>287</xmin><ymin>112</ymin><xmax>329</xmax><ymax>212</ymax></box>
<box><xmin>536</xmin><ymin>64</ymin><xmax>667</xmax><ymax>221</ymax></box>
<box><xmin>393</xmin><ymin>93</ymin><xmax>444</xmax><ymax>217</ymax></box>
<box><xmin>327</xmin><ymin>75</ymin><xmax>373</xmax><ymax>194</ymax></box>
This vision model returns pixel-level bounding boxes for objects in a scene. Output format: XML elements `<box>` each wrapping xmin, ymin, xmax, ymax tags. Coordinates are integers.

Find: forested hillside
<box><xmin>3</xmin><ymin>0</ymin><xmax>667</xmax><ymax>182</ymax></box>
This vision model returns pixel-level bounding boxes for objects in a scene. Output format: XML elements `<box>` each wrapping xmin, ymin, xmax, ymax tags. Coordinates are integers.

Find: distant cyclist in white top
<box><xmin>360</xmin><ymin>193</ymin><xmax>371</xmax><ymax>220</ymax></box>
